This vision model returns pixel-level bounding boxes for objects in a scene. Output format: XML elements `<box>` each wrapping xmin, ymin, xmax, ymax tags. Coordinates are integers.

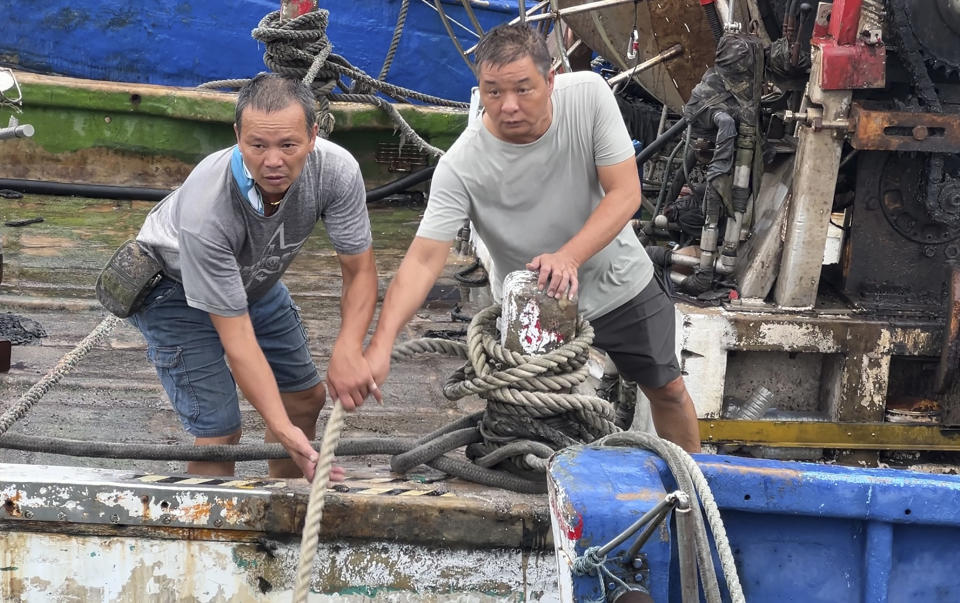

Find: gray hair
<box><xmin>473</xmin><ymin>24</ymin><xmax>551</xmax><ymax>79</ymax></box>
<box><xmin>235</xmin><ymin>73</ymin><xmax>317</xmax><ymax>135</ymax></box>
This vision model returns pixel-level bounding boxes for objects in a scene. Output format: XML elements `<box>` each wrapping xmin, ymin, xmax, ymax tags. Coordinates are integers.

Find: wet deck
<box><xmin>0</xmin><ymin>193</ymin><xmax>530</xmax><ymax>498</ymax></box>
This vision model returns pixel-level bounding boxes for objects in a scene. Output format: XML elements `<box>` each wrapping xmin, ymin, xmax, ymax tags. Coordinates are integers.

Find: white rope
<box><xmin>292</xmin><ymin>400</ymin><xmax>347</xmax><ymax>602</ymax></box>
<box><xmin>0</xmin><ymin>315</ymin><xmax>121</xmax><ymax>437</ymax></box>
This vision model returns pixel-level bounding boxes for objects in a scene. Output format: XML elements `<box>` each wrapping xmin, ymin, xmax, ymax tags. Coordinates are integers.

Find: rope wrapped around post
<box><xmin>199</xmin><ymin>9</ymin><xmax>468</xmax><ymax>155</ymax></box>
<box><xmin>390</xmin><ymin>304</ymin><xmax>621</xmax><ymax>490</ymax></box>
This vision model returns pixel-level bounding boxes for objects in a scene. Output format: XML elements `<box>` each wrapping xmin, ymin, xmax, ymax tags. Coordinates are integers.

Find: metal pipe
<box><xmin>597</xmin><ymin>491</ymin><xmax>683</xmax><ymax>557</ymax></box>
<box><xmin>549</xmin><ymin>0</ymin><xmax>573</xmax><ymax>73</ymax></box>
<box><xmin>460</xmin><ymin>0</ymin><xmax>485</xmax><ymax>36</ymax></box>
<box><xmin>666</xmin><ymin>249</ymin><xmax>736</xmax><ymax>274</ymax></box>
<box><xmin>464</xmin><ymin>1</ymin><xmax>549</xmax><ymax>54</ymax></box>
<box><xmin>674</xmin><ymin>492</ymin><xmax>700</xmax><ymax>602</ymax></box>
<box><xmin>0</xmin><ymin>124</ymin><xmax>34</xmax><ymax>140</ymax></box>
<box><xmin>656</xmin><ymin>103</ymin><xmax>669</xmax><ymax>137</ymax></box>
<box><xmin>635</xmin><ymin>116</ymin><xmax>690</xmax><ymax>167</ymax></box>
<box><xmin>607</xmin><ymin>44</ymin><xmax>683</xmax><ymax>85</ymax></box>
<box><xmin>624</xmin><ymin>506</ymin><xmax>671</xmax><ymax>561</ymax></box>
<box><xmin>434</xmin><ymin>0</ymin><xmax>477</xmax><ymax>75</ymax></box>
<box><xmin>524</xmin><ymin>0</ymin><xmax>637</xmax><ymax>23</ymax></box>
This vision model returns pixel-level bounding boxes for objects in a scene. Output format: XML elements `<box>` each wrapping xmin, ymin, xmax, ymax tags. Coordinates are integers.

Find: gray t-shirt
<box><xmin>417</xmin><ymin>71</ymin><xmax>653</xmax><ymax>319</ymax></box>
<box><xmin>137</xmin><ymin>138</ymin><xmax>371</xmax><ymax>316</ymax></box>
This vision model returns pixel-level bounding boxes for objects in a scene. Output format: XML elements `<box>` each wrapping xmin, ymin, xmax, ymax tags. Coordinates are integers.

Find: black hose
<box><xmin>0</xmin><ymin>431</ymin><xmax>544</xmax><ymax>493</ymax></box>
<box><xmin>364</xmin><ymin>165</ymin><xmax>435</xmax><ymax>202</ymax></box>
<box><xmin>0</xmin><ymin>165</ymin><xmax>437</xmax><ymax>205</ymax></box>
<box><xmin>635</xmin><ymin>116</ymin><xmax>689</xmax><ymax>168</ymax></box>
<box><xmin>0</xmin><ymin>178</ymin><xmax>172</xmax><ymax>201</ymax></box>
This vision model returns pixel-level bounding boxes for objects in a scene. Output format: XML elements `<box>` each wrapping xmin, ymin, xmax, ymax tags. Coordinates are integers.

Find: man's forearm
<box><xmin>211</xmin><ymin>314</ymin><xmax>294</xmax><ymax>435</ymax></box>
<box><xmin>336</xmin><ymin>262</ymin><xmax>378</xmax><ymax>351</ymax></box>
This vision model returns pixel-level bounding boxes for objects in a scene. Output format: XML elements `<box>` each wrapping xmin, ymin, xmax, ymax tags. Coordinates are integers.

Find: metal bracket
<box><xmin>850</xmin><ymin>104</ymin><xmax>960</xmax><ymax>153</ymax></box>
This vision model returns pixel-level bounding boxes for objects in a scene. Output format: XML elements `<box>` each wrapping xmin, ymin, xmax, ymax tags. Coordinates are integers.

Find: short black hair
<box><xmin>235</xmin><ymin>73</ymin><xmax>316</xmax><ymax>135</ymax></box>
<box><xmin>474</xmin><ymin>24</ymin><xmax>551</xmax><ymax>78</ymax></box>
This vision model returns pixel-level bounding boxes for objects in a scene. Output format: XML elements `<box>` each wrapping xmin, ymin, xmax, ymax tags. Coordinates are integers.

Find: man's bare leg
<box><xmin>189</xmin><ymin>430</ymin><xmax>243</xmax><ymax>476</ymax></box>
<box><xmin>641</xmin><ymin>376</ymin><xmax>701</xmax><ymax>453</ymax></box>
<box><xmin>266</xmin><ymin>382</ymin><xmax>326</xmax><ymax>477</ymax></box>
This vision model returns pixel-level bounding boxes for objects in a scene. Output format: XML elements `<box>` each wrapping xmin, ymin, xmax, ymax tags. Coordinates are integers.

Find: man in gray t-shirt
<box><xmin>128</xmin><ymin>74</ymin><xmax>380</xmax><ymax>481</ymax></box>
<box><xmin>364</xmin><ymin>24</ymin><xmax>700</xmax><ymax>452</ymax></box>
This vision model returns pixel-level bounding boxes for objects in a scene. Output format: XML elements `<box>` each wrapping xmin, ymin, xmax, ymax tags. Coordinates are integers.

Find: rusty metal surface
<box><xmin>850</xmin><ymin>104</ymin><xmax>960</xmax><ymax>152</ymax></box>
<box><xmin>0</xmin><ymin>463</ymin><xmax>552</xmax><ymax>549</ymax></box>
<box><xmin>700</xmin><ymin>419</ymin><xmax>960</xmax><ymax>450</ymax></box>
<box><xmin>557</xmin><ymin>0</ymin><xmax>718</xmax><ymax>111</ymax></box>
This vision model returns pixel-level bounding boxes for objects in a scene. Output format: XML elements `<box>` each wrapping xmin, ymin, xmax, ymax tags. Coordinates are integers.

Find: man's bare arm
<box><xmin>210</xmin><ymin>313</ymin><xmax>319</xmax><ymax>480</ymax></box>
<box><xmin>326</xmin><ymin>246</ymin><xmax>381</xmax><ymax>409</ymax></box>
<box><xmin>527</xmin><ymin>156</ymin><xmax>643</xmax><ymax>298</ymax></box>
<box><xmin>364</xmin><ymin>236</ymin><xmax>452</xmax><ymax>385</ymax></box>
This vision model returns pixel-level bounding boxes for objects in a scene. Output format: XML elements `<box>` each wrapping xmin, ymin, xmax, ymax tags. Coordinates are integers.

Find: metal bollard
<box><xmin>500</xmin><ymin>270</ymin><xmax>578</xmax><ymax>355</ymax></box>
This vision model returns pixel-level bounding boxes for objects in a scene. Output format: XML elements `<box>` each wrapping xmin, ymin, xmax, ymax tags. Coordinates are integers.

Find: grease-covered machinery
<box><xmin>560</xmin><ymin>0</ymin><xmax>960</xmax><ymax>459</ymax></box>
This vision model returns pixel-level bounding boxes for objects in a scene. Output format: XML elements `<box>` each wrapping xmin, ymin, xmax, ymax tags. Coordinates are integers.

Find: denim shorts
<box><xmin>128</xmin><ymin>277</ymin><xmax>321</xmax><ymax>437</ymax></box>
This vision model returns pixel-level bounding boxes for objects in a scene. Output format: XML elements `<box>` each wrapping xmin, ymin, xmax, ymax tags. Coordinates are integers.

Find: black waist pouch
<box><xmin>95</xmin><ymin>240</ymin><xmax>163</xmax><ymax>318</ymax></box>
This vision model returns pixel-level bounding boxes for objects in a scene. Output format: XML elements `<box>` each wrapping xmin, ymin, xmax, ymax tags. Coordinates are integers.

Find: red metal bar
<box><xmin>828</xmin><ymin>0</ymin><xmax>862</xmax><ymax>45</ymax></box>
<box><xmin>281</xmin><ymin>0</ymin><xmax>317</xmax><ymax>20</ymax></box>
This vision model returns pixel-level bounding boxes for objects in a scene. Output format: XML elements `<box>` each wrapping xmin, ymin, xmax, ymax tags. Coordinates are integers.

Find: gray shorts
<box><xmin>589</xmin><ymin>278</ymin><xmax>682</xmax><ymax>389</ymax></box>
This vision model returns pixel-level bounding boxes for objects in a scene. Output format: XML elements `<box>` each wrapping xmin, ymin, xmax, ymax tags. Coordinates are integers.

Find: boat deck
<box><xmin>0</xmin><ymin>192</ymin><xmax>548</xmax><ymax>532</ymax></box>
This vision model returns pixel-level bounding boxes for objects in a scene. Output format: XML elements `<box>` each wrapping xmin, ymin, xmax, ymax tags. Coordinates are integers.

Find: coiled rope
<box><xmin>199</xmin><ymin>9</ymin><xmax>468</xmax><ymax>157</ymax></box>
<box><xmin>390</xmin><ymin>304</ymin><xmax>620</xmax><ymax>484</ymax></box>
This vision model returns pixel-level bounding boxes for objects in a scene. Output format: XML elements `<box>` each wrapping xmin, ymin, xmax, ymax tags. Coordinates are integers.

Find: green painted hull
<box><xmin>1</xmin><ymin>72</ymin><xmax>467</xmax><ymax>190</ymax></box>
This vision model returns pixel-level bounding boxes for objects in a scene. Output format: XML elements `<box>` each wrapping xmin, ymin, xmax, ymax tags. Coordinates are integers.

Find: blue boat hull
<box><xmin>0</xmin><ymin>0</ymin><xmax>516</xmax><ymax>102</ymax></box>
<box><xmin>548</xmin><ymin>447</ymin><xmax>960</xmax><ymax>602</ymax></box>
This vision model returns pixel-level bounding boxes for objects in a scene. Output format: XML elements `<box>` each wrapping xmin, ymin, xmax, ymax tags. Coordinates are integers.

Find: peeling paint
<box><xmin>0</xmin><ymin>531</ymin><xmax>557</xmax><ymax>601</ymax></box>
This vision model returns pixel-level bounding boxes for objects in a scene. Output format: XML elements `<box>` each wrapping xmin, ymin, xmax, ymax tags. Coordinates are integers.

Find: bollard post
<box><xmin>500</xmin><ymin>270</ymin><xmax>578</xmax><ymax>355</ymax></box>
<box><xmin>281</xmin><ymin>0</ymin><xmax>317</xmax><ymax>21</ymax></box>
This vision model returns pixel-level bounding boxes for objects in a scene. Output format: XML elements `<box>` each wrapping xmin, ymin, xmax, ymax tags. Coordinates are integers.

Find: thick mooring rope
<box><xmin>390</xmin><ymin>304</ymin><xmax>620</xmax><ymax>483</ymax></box>
<box><xmin>199</xmin><ymin>9</ymin><xmax>467</xmax><ymax>156</ymax></box>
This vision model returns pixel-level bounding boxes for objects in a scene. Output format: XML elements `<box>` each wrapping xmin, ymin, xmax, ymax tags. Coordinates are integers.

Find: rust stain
<box><xmin>3</xmin><ymin>492</ymin><xmax>23</xmax><ymax>518</ymax></box>
<box><xmin>616</xmin><ymin>489</ymin><xmax>667</xmax><ymax>502</ymax></box>
<box><xmin>140</xmin><ymin>495</ymin><xmax>151</xmax><ymax>521</ymax></box>
<box><xmin>178</xmin><ymin>502</ymin><xmax>212</xmax><ymax>524</ymax></box>
<box><xmin>851</xmin><ymin>104</ymin><xmax>960</xmax><ymax>153</ymax></box>
<box><xmin>698</xmin><ymin>462</ymin><xmax>804</xmax><ymax>483</ymax></box>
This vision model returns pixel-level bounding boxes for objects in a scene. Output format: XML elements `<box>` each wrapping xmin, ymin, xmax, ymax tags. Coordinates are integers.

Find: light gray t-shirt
<box><xmin>137</xmin><ymin>138</ymin><xmax>371</xmax><ymax>316</ymax></box>
<box><xmin>417</xmin><ymin>71</ymin><xmax>653</xmax><ymax>319</ymax></box>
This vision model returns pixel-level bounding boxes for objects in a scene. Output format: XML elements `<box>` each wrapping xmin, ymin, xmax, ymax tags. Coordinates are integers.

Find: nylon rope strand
<box><xmin>293</xmin><ymin>400</ymin><xmax>346</xmax><ymax>602</ymax></box>
<box><xmin>199</xmin><ymin>9</ymin><xmax>468</xmax><ymax>157</ymax></box>
<box><xmin>0</xmin><ymin>315</ymin><xmax>121</xmax><ymax>437</ymax></box>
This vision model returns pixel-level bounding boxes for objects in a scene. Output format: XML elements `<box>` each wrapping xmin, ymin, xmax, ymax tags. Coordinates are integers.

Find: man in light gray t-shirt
<box><xmin>126</xmin><ymin>74</ymin><xmax>381</xmax><ymax>481</ymax></box>
<box><xmin>364</xmin><ymin>24</ymin><xmax>701</xmax><ymax>452</ymax></box>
